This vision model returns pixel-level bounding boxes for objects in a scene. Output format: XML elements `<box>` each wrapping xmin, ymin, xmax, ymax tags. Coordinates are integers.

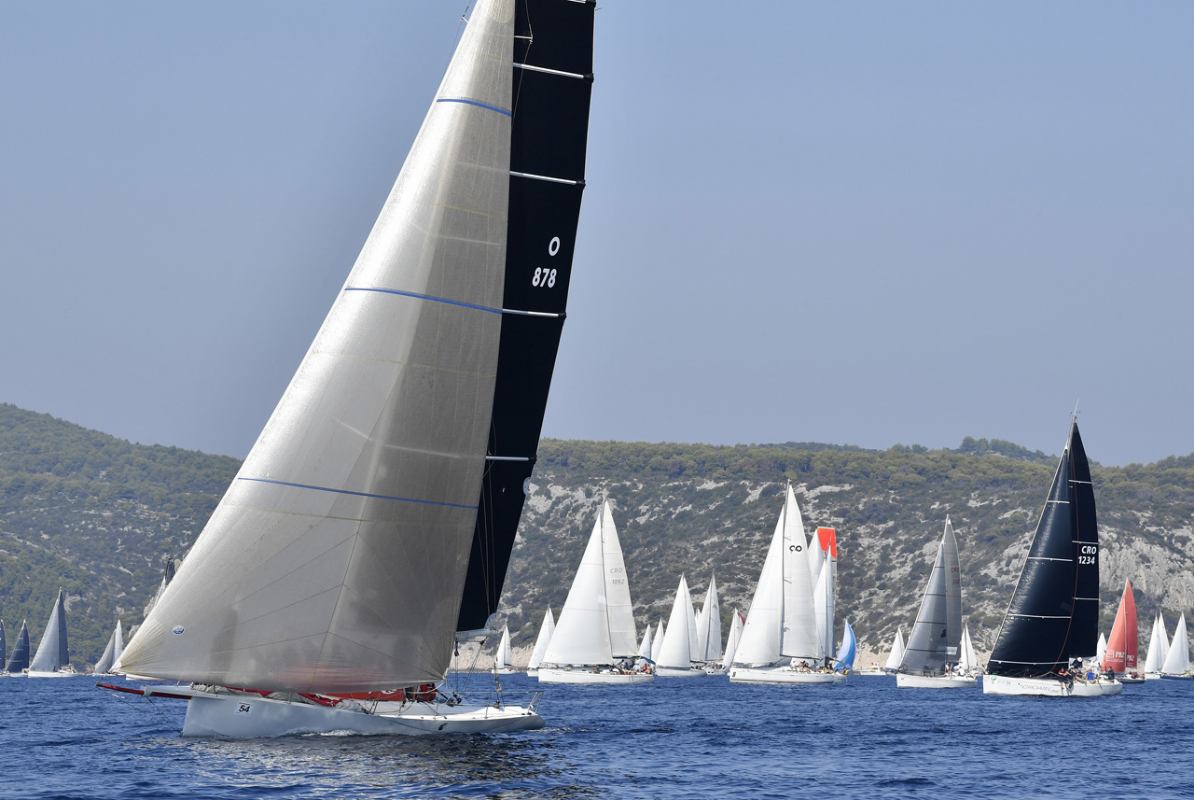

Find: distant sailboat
<box><xmin>693</xmin><ymin>575</ymin><xmax>722</xmax><ymax>669</ymax></box>
<box><xmin>897</xmin><ymin>518</ymin><xmax>974</xmax><ymax>689</ymax></box>
<box><xmin>493</xmin><ymin>624</ymin><xmax>515</xmax><ymax>675</ymax></box>
<box><xmin>721</xmin><ymin>609</ymin><xmax>745</xmax><ymax>672</ymax></box>
<box><xmin>834</xmin><ymin>620</ymin><xmax>857</xmax><ymax>672</ymax></box>
<box><xmin>538</xmin><ymin>502</ymin><xmax>651</xmax><ymax>684</ymax></box>
<box><xmin>1160</xmin><ymin>614</ymin><xmax>1191</xmax><ymax>679</ymax></box>
<box><xmin>638</xmin><ymin>623</ymin><xmax>653</xmax><ymax>660</ymax></box>
<box><xmin>93</xmin><ymin>620</ymin><xmax>125</xmax><ymax>676</ymax></box>
<box><xmin>729</xmin><ymin>486</ymin><xmax>843</xmax><ymax>685</ymax></box>
<box><xmin>1102</xmin><ymin>580</ymin><xmax>1141</xmax><ymax>681</ymax></box>
<box><xmin>883</xmin><ymin>628</ymin><xmax>906</xmax><ymax>674</ymax></box>
<box><xmin>1144</xmin><ymin>612</ymin><xmax>1170</xmax><ymax>679</ymax></box>
<box><xmin>957</xmin><ymin>624</ymin><xmax>978</xmax><ymax>676</ymax></box>
<box><xmin>651</xmin><ymin>620</ymin><xmax>665</xmax><ymax>663</ymax></box>
<box><xmin>0</xmin><ymin>620</ymin><xmax>5</xmax><ymax>672</ymax></box>
<box><xmin>526</xmin><ymin>608</ymin><xmax>555</xmax><ymax>677</ymax></box>
<box><xmin>109</xmin><ymin>0</ymin><xmax>596</xmax><ymax>736</ymax></box>
<box><xmin>4</xmin><ymin>620</ymin><xmax>30</xmax><ymax>674</ymax></box>
<box><xmin>28</xmin><ymin>589</ymin><xmax>74</xmax><ymax>678</ymax></box>
<box><xmin>984</xmin><ymin>420</ymin><xmax>1121</xmax><ymax>697</ymax></box>
<box><xmin>655</xmin><ymin>576</ymin><xmax>703</xmax><ymax>677</ymax></box>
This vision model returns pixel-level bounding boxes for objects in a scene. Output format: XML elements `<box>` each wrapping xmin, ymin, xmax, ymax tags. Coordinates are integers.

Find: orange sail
<box><xmin>1102</xmin><ymin>579</ymin><xmax>1138</xmax><ymax>673</ymax></box>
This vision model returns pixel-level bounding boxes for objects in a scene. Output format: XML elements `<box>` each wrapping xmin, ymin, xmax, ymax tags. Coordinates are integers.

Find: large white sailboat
<box><xmin>537</xmin><ymin>501</ymin><xmax>651</xmax><ymax>684</ymax></box>
<box><xmin>983</xmin><ymin>420</ymin><xmax>1121</xmax><ymax>697</ymax></box>
<box><xmin>655</xmin><ymin>576</ymin><xmax>703</xmax><ymax>677</ymax></box>
<box><xmin>693</xmin><ymin>575</ymin><xmax>723</xmax><ymax>672</ymax></box>
<box><xmin>107</xmin><ymin>0</ymin><xmax>597</xmax><ymax>736</ymax></box>
<box><xmin>896</xmin><ymin>519</ymin><xmax>974</xmax><ymax>689</ymax></box>
<box><xmin>729</xmin><ymin>486</ymin><xmax>843</xmax><ymax>685</ymax></box>
<box><xmin>492</xmin><ymin>625</ymin><xmax>515</xmax><ymax>675</ymax></box>
<box><xmin>1143</xmin><ymin>612</ymin><xmax>1169</xmax><ymax>679</ymax></box>
<box><xmin>881</xmin><ymin>628</ymin><xmax>906</xmax><ymax>674</ymax></box>
<box><xmin>27</xmin><ymin>589</ymin><xmax>75</xmax><ymax>678</ymax></box>
<box><xmin>1160</xmin><ymin>613</ymin><xmax>1191</xmax><ymax>679</ymax></box>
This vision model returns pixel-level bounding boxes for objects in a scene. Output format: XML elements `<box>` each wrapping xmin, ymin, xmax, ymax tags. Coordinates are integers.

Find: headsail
<box><xmin>494</xmin><ymin>625</ymin><xmax>513</xmax><ymax>671</ymax></box>
<box><xmin>1144</xmin><ymin>612</ymin><xmax>1169</xmax><ymax>673</ymax></box>
<box><xmin>883</xmin><ymin>628</ymin><xmax>905</xmax><ymax>671</ymax></box>
<box><xmin>988</xmin><ymin>421</ymin><xmax>1100</xmax><ymax>677</ymax></box>
<box><xmin>638</xmin><ymin>623</ymin><xmax>653</xmax><ymax>659</ymax></box>
<box><xmin>656</xmin><ymin>576</ymin><xmax>695</xmax><ymax>669</ymax></box>
<box><xmin>527</xmin><ymin>608</ymin><xmax>555</xmax><ymax>671</ymax></box>
<box><xmin>694</xmin><ymin>576</ymin><xmax>722</xmax><ymax>662</ymax></box>
<box><xmin>834</xmin><ymin>620</ymin><xmax>857</xmax><ymax>671</ymax></box>
<box><xmin>95</xmin><ymin>630</ymin><xmax>118</xmax><ymax>675</ymax></box>
<box><xmin>900</xmin><ymin>519</ymin><xmax>962</xmax><ymax>674</ymax></box>
<box><xmin>721</xmin><ymin>609</ymin><xmax>745</xmax><ymax>671</ymax></box>
<box><xmin>543</xmin><ymin>510</ymin><xmax>613</xmax><ymax>667</ymax></box>
<box><xmin>29</xmin><ymin>589</ymin><xmax>69</xmax><ymax>673</ymax></box>
<box><xmin>1161</xmin><ymin>614</ymin><xmax>1190</xmax><ymax>677</ymax></box>
<box><xmin>120</xmin><ymin>0</ymin><xmax>522</xmax><ymax>692</ymax></box>
<box><xmin>958</xmin><ymin>624</ymin><xmax>977</xmax><ymax>674</ymax></box>
<box><xmin>599</xmin><ymin>502</ymin><xmax>638</xmax><ymax>657</ymax></box>
<box><xmin>5</xmin><ymin>620</ymin><xmax>30</xmax><ymax>673</ymax></box>
<box><xmin>1102</xmin><ymin>581</ymin><xmax>1137</xmax><ymax>673</ymax></box>
<box><xmin>651</xmin><ymin>620</ymin><xmax>665</xmax><ymax>662</ymax></box>
<box><xmin>456</xmin><ymin>0</ymin><xmax>596</xmax><ymax>633</ymax></box>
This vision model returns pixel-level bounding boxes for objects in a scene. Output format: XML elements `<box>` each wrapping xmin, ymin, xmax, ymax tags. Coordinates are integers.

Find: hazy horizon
<box><xmin>2</xmin><ymin>2</ymin><xmax>1191</xmax><ymax>466</ymax></box>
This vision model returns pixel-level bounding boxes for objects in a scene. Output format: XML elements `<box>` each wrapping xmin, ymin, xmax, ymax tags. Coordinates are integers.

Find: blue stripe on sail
<box><xmin>435</xmin><ymin>97</ymin><xmax>513</xmax><ymax>117</ymax></box>
<box><xmin>343</xmin><ymin>286</ymin><xmax>503</xmax><ymax>316</ymax></box>
<box><xmin>237</xmin><ymin>477</ymin><xmax>479</xmax><ymax>511</ymax></box>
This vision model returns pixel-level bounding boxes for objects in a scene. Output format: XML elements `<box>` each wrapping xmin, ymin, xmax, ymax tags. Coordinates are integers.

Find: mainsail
<box><xmin>651</xmin><ymin>620</ymin><xmax>665</xmax><ymax>662</ymax></box>
<box><xmin>1161</xmin><ymin>614</ymin><xmax>1190</xmax><ymax>677</ymax></box>
<box><xmin>900</xmin><ymin>519</ymin><xmax>962</xmax><ymax>674</ymax></box>
<box><xmin>656</xmin><ymin>576</ymin><xmax>696</xmax><ymax>669</ymax></box>
<box><xmin>1144</xmin><ymin>612</ymin><xmax>1169</xmax><ymax>673</ymax></box>
<box><xmin>988</xmin><ymin>422</ymin><xmax>1100</xmax><ymax>677</ymax></box>
<box><xmin>456</xmin><ymin>0</ymin><xmax>596</xmax><ymax>633</ymax></box>
<box><xmin>29</xmin><ymin>589</ymin><xmax>69</xmax><ymax>673</ymax></box>
<box><xmin>5</xmin><ymin>620</ymin><xmax>30</xmax><ymax>673</ymax></box>
<box><xmin>118</xmin><ymin>0</ymin><xmax>591</xmax><ymax>693</ymax></box>
<box><xmin>494</xmin><ymin>625</ymin><xmax>513</xmax><ymax>671</ymax></box>
<box><xmin>638</xmin><ymin>624</ymin><xmax>653</xmax><ymax>659</ymax></box>
<box><xmin>834</xmin><ymin>620</ymin><xmax>857</xmax><ymax>671</ymax></box>
<box><xmin>1102</xmin><ymin>581</ymin><xmax>1137</xmax><ymax>673</ymax></box>
<box><xmin>883</xmin><ymin>628</ymin><xmax>905</xmax><ymax>671</ymax></box>
<box><xmin>693</xmin><ymin>576</ymin><xmax>722</xmax><ymax>662</ymax></box>
<box><xmin>526</xmin><ymin>608</ymin><xmax>555</xmax><ymax>671</ymax></box>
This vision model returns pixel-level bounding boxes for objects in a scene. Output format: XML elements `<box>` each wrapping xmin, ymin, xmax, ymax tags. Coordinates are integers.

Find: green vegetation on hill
<box><xmin>1</xmin><ymin>402</ymin><xmax>1191</xmax><ymax>668</ymax></box>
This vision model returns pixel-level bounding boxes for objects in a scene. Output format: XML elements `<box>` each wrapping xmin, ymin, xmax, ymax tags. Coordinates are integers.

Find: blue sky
<box><xmin>1</xmin><ymin>1</ymin><xmax>1191</xmax><ymax>464</ymax></box>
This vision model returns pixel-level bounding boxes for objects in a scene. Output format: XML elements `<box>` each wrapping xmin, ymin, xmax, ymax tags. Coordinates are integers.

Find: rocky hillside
<box><xmin>2</xmin><ymin>403</ymin><xmax>1191</xmax><ymax>668</ymax></box>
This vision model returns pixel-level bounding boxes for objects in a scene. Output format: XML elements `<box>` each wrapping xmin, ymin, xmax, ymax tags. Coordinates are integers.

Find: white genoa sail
<box><xmin>1161</xmin><ymin>614</ymin><xmax>1190</xmax><ymax>676</ymax></box>
<box><xmin>118</xmin><ymin>0</ymin><xmax>519</xmax><ymax>692</ymax></box>
<box><xmin>656</xmin><ymin>576</ymin><xmax>696</xmax><ymax>669</ymax></box>
<box><xmin>1144</xmin><ymin>613</ymin><xmax>1170</xmax><ymax>673</ymax></box>
<box><xmin>638</xmin><ymin>624</ymin><xmax>653</xmax><ymax>659</ymax></box>
<box><xmin>1094</xmin><ymin>632</ymin><xmax>1107</xmax><ymax>667</ymax></box>
<box><xmin>735</xmin><ymin>486</ymin><xmax>821</xmax><ymax>666</ymax></box>
<box><xmin>527</xmin><ymin>608</ymin><xmax>555</xmax><ymax>672</ymax></box>
<box><xmin>958</xmin><ymin>624</ymin><xmax>977</xmax><ymax>674</ymax></box>
<box><xmin>884</xmin><ymin>628</ymin><xmax>906</xmax><ymax>671</ymax></box>
<box><xmin>599</xmin><ymin>502</ymin><xmax>638</xmax><ymax>657</ymax></box>
<box><xmin>651</xmin><ymin>621</ymin><xmax>665</xmax><ymax>662</ymax></box>
<box><xmin>494</xmin><ymin>625</ymin><xmax>513</xmax><ymax>671</ymax></box>
<box><xmin>694</xmin><ymin>576</ymin><xmax>722</xmax><ymax>662</ymax></box>
<box><xmin>721</xmin><ymin>609</ymin><xmax>744</xmax><ymax>671</ymax></box>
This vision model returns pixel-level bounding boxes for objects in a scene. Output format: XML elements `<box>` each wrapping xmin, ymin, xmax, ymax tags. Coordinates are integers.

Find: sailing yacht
<box><xmin>638</xmin><ymin>623</ymin><xmax>653</xmax><ymax>660</ymax></box>
<box><xmin>1143</xmin><ymin>612</ymin><xmax>1169</xmax><ymax>679</ymax></box>
<box><xmin>957</xmin><ymin>624</ymin><xmax>979</xmax><ymax>676</ymax></box>
<box><xmin>93</xmin><ymin>620</ymin><xmax>125</xmax><ymax>676</ymax></box>
<box><xmin>983</xmin><ymin>420</ymin><xmax>1121</xmax><ymax>697</ymax></box>
<box><xmin>834</xmin><ymin>620</ymin><xmax>857</xmax><ymax>673</ymax></box>
<box><xmin>897</xmin><ymin>519</ymin><xmax>974</xmax><ymax>688</ymax></box>
<box><xmin>881</xmin><ymin>628</ymin><xmax>906</xmax><ymax>674</ymax></box>
<box><xmin>1102</xmin><ymin>580</ymin><xmax>1142</xmax><ymax>682</ymax></box>
<box><xmin>720</xmin><ymin>609</ymin><xmax>745</xmax><ymax>672</ymax></box>
<box><xmin>729</xmin><ymin>486</ymin><xmax>844</xmax><ymax>685</ymax></box>
<box><xmin>537</xmin><ymin>502</ymin><xmax>651</xmax><ymax>684</ymax></box>
<box><xmin>1160</xmin><ymin>613</ymin><xmax>1191</xmax><ymax>679</ymax></box>
<box><xmin>493</xmin><ymin>624</ymin><xmax>515</xmax><ymax>675</ymax></box>
<box><xmin>27</xmin><ymin>589</ymin><xmax>74</xmax><ymax>678</ymax></box>
<box><xmin>107</xmin><ymin>0</ymin><xmax>596</xmax><ymax>736</ymax></box>
<box><xmin>650</xmin><ymin>620</ymin><xmax>665</xmax><ymax>663</ymax></box>
<box><xmin>525</xmin><ymin>608</ymin><xmax>555</xmax><ymax>677</ymax></box>
<box><xmin>693</xmin><ymin>575</ymin><xmax>723</xmax><ymax>672</ymax></box>
<box><xmin>4</xmin><ymin>620</ymin><xmax>30</xmax><ymax>675</ymax></box>
<box><xmin>655</xmin><ymin>576</ymin><xmax>703</xmax><ymax>677</ymax></box>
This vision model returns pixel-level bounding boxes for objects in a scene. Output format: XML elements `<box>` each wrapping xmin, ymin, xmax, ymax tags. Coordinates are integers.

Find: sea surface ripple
<box><xmin>1</xmin><ymin>674</ymin><xmax>1191</xmax><ymax>799</ymax></box>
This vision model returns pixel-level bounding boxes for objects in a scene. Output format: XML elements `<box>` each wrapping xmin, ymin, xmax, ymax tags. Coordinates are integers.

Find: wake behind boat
<box><xmin>983</xmin><ymin>419</ymin><xmax>1121</xmax><ymax>698</ymax></box>
<box><xmin>104</xmin><ymin>0</ymin><xmax>596</xmax><ymax>737</ymax></box>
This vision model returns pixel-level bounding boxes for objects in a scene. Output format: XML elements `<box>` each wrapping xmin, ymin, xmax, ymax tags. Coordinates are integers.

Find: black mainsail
<box><xmin>988</xmin><ymin>421</ymin><xmax>1100</xmax><ymax>677</ymax></box>
<box><xmin>456</xmin><ymin>0</ymin><xmax>595</xmax><ymax>632</ymax></box>
<box><xmin>5</xmin><ymin>620</ymin><xmax>30</xmax><ymax>673</ymax></box>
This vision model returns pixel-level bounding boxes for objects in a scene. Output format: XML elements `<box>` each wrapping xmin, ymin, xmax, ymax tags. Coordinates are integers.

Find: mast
<box><xmin>456</xmin><ymin>0</ymin><xmax>597</xmax><ymax>633</ymax></box>
<box><xmin>988</xmin><ymin>421</ymin><xmax>1100</xmax><ymax>677</ymax></box>
<box><xmin>119</xmin><ymin>0</ymin><xmax>521</xmax><ymax>692</ymax></box>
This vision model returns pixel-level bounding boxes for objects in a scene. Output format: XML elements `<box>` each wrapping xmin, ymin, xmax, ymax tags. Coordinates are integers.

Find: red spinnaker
<box><xmin>1102</xmin><ymin>579</ymin><xmax>1138</xmax><ymax>672</ymax></box>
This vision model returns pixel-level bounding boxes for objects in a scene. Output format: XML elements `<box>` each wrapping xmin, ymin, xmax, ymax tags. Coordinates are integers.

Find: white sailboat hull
<box><xmin>1159</xmin><ymin>673</ymin><xmax>1193</xmax><ymax>680</ymax></box>
<box><xmin>535</xmin><ymin>668</ymin><xmax>653</xmax><ymax>685</ymax></box>
<box><xmin>178</xmin><ymin>690</ymin><xmax>543</xmax><ymax>738</ymax></box>
<box><xmin>493</xmin><ymin>668</ymin><xmax>518</xmax><ymax>675</ymax></box>
<box><xmin>981</xmin><ymin>674</ymin><xmax>1123</xmax><ymax>697</ymax></box>
<box><xmin>654</xmin><ymin>666</ymin><xmax>704</xmax><ymax>678</ymax></box>
<box><xmin>728</xmin><ymin>667</ymin><xmax>845</xmax><ymax>685</ymax></box>
<box><xmin>24</xmin><ymin>670</ymin><xmax>76</xmax><ymax>679</ymax></box>
<box><xmin>895</xmin><ymin>673</ymin><xmax>977</xmax><ymax>689</ymax></box>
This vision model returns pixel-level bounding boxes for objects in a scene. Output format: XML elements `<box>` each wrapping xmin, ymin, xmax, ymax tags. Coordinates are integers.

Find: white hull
<box><xmin>493</xmin><ymin>668</ymin><xmax>518</xmax><ymax>675</ymax></box>
<box><xmin>982</xmin><ymin>674</ymin><xmax>1123</xmax><ymax>697</ymax></box>
<box><xmin>728</xmin><ymin>667</ymin><xmax>846</xmax><ymax>685</ymax></box>
<box><xmin>175</xmin><ymin>689</ymin><xmax>543</xmax><ymax>738</ymax></box>
<box><xmin>1144</xmin><ymin>672</ymin><xmax>1164</xmax><ymax>681</ymax></box>
<box><xmin>1159</xmin><ymin>673</ymin><xmax>1193</xmax><ymax>681</ymax></box>
<box><xmin>535</xmin><ymin>668</ymin><xmax>653</xmax><ymax>685</ymax></box>
<box><xmin>25</xmin><ymin>670</ymin><xmax>76</xmax><ymax>678</ymax></box>
<box><xmin>655</xmin><ymin>667</ymin><xmax>704</xmax><ymax>678</ymax></box>
<box><xmin>896</xmin><ymin>673</ymin><xmax>977</xmax><ymax>689</ymax></box>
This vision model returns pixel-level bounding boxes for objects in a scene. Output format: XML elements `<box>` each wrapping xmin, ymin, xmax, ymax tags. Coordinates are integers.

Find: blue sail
<box><xmin>834</xmin><ymin>620</ymin><xmax>857</xmax><ymax>672</ymax></box>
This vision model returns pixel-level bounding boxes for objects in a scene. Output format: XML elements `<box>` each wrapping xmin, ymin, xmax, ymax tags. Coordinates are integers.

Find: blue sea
<box><xmin>1</xmin><ymin>674</ymin><xmax>1190</xmax><ymax>799</ymax></box>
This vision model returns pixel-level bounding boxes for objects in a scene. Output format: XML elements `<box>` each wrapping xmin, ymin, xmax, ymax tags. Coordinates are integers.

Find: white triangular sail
<box><xmin>1144</xmin><ymin>612</ymin><xmax>1170</xmax><ymax>673</ymax></box>
<box><xmin>656</xmin><ymin>576</ymin><xmax>695</xmax><ymax>669</ymax></box>
<box><xmin>544</xmin><ymin>515</ymin><xmax>614</xmax><ymax>667</ymax></box>
<box><xmin>735</xmin><ymin>486</ymin><xmax>821</xmax><ymax>666</ymax></box>
<box><xmin>599</xmin><ymin>501</ymin><xmax>638</xmax><ymax>657</ymax></box>
<box><xmin>813</xmin><ymin>560</ymin><xmax>834</xmax><ymax>662</ymax></box>
<box><xmin>694</xmin><ymin>603</ymin><xmax>707</xmax><ymax>660</ymax></box>
<box><xmin>94</xmin><ymin>630</ymin><xmax>118</xmax><ymax>675</ymax></box>
<box><xmin>526</xmin><ymin>608</ymin><xmax>555</xmax><ymax>671</ymax></box>
<box><xmin>695</xmin><ymin>576</ymin><xmax>722</xmax><ymax>662</ymax></box>
<box><xmin>494</xmin><ymin>625</ymin><xmax>512</xmax><ymax>671</ymax></box>
<box><xmin>958</xmin><ymin>623</ymin><xmax>977</xmax><ymax>674</ymax></box>
<box><xmin>1162</xmin><ymin>613</ymin><xmax>1190</xmax><ymax>676</ymax></box>
<box><xmin>651</xmin><ymin>620</ymin><xmax>665</xmax><ymax>662</ymax></box>
<box><xmin>883</xmin><ymin>628</ymin><xmax>906</xmax><ymax>671</ymax></box>
<box><xmin>1094</xmin><ymin>632</ymin><xmax>1107</xmax><ymax>667</ymax></box>
<box><xmin>29</xmin><ymin>589</ymin><xmax>69</xmax><ymax>673</ymax></box>
<box><xmin>721</xmin><ymin>609</ymin><xmax>744</xmax><ymax>671</ymax></box>
<box><xmin>638</xmin><ymin>624</ymin><xmax>653</xmax><ymax>659</ymax></box>
<box><xmin>117</xmin><ymin>0</ymin><xmax>518</xmax><ymax>693</ymax></box>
